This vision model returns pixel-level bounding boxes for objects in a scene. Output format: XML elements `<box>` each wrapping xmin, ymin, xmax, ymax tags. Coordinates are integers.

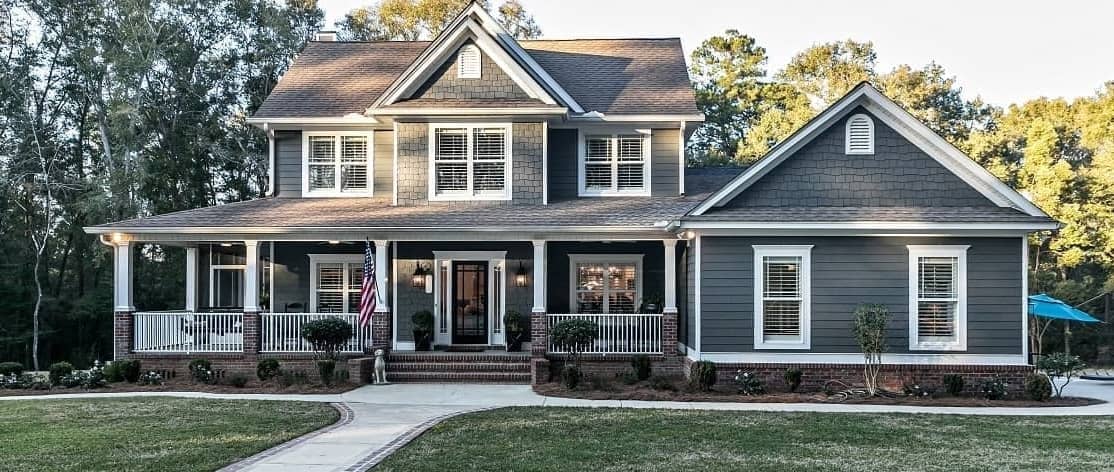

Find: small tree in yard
<box><xmin>550</xmin><ymin>319</ymin><xmax>598</xmax><ymax>388</ymax></box>
<box><xmin>301</xmin><ymin>318</ymin><xmax>353</xmax><ymax>386</ymax></box>
<box><xmin>852</xmin><ymin>304</ymin><xmax>889</xmax><ymax>396</ymax></box>
<box><xmin>1037</xmin><ymin>352</ymin><xmax>1087</xmax><ymax>398</ymax></box>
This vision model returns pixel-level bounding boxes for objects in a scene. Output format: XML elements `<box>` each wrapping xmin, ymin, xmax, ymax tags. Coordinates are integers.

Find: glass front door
<box><xmin>452</xmin><ymin>261</ymin><xmax>488</xmax><ymax>344</ymax></box>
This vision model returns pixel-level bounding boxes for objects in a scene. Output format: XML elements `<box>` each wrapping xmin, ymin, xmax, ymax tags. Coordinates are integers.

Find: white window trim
<box><xmin>456</xmin><ymin>43</ymin><xmax>481</xmax><ymax>79</ymax></box>
<box><xmin>567</xmin><ymin>254</ymin><xmax>644</xmax><ymax>314</ymax></box>
<box><xmin>308</xmin><ymin>254</ymin><xmax>365</xmax><ymax>313</ymax></box>
<box><xmin>907</xmin><ymin>245</ymin><xmax>969</xmax><ymax>351</ymax></box>
<box><xmin>752</xmin><ymin>245</ymin><xmax>812</xmax><ymax>350</ymax></box>
<box><xmin>844</xmin><ymin>113</ymin><xmax>875</xmax><ymax>155</ymax></box>
<box><xmin>209</xmin><ymin>264</ymin><xmax>245</xmax><ymax>309</ymax></box>
<box><xmin>577</xmin><ymin>129</ymin><xmax>652</xmax><ymax>197</ymax></box>
<box><xmin>301</xmin><ymin>131</ymin><xmax>374</xmax><ymax>197</ymax></box>
<box><xmin>427</xmin><ymin>123</ymin><xmax>513</xmax><ymax>201</ymax></box>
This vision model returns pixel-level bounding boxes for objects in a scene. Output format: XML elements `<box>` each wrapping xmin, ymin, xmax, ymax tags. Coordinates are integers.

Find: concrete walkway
<box><xmin>3</xmin><ymin>379</ymin><xmax>1112</xmax><ymax>471</ymax></box>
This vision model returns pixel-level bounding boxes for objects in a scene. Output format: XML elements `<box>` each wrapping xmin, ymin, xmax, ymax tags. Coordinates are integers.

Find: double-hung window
<box><xmin>580</xmin><ymin>133</ymin><xmax>649</xmax><ymax>196</ymax></box>
<box><xmin>430</xmin><ymin>125</ymin><xmax>510</xmax><ymax>200</ymax></box>
<box><xmin>752</xmin><ymin>246</ymin><xmax>811</xmax><ymax>349</ymax></box>
<box><xmin>908</xmin><ymin>245</ymin><xmax>968</xmax><ymax>350</ymax></box>
<box><xmin>303</xmin><ymin>132</ymin><xmax>373</xmax><ymax>196</ymax></box>
<box><xmin>569</xmin><ymin>255</ymin><xmax>643</xmax><ymax>314</ymax></box>
<box><xmin>309</xmin><ymin>255</ymin><xmax>365</xmax><ymax>313</ymax></box>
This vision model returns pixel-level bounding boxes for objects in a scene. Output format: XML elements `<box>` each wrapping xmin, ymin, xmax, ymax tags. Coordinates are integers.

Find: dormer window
<box><xmin>302</xmin><ymin>132</ymin><xmax>373</xmax><ymax>197</ymax></box>
<box><xmin>457</xmin><ymin>44</ymin><xmax>481</xmax><ymax>79</ymax></box>
<box><xmin>579</xmin><ymin>132</ymin><xmax>650</xmax><ymax>196</ymax></box>
<box><xmin>845</xmin><ymin>113</ymin><xmax>875</xmax><ymax>155</ymax></box>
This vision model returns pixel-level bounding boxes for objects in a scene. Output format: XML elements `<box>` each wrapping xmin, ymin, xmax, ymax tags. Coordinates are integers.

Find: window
<box><xmin>303</xmin><ymin>132</ymin><xmax>373</xmax><ymax>196</ymax></box>
<box><xmin>908</xmin><ymin>245</ymin><xmax>968</xmax><ymax>350</ymax></box>
<box><xmin>309</xmin><ymin>255</ymin><xmax>365</xmax><ymax>313</ymax></box>
<box><xmin>752</xmin><ymin>246</ymin><xmax>811</xmax><ymax>349</ymax></box>
<box><xmin>580</xmin><ymin>133</ymin><xmax>650</xmax><ymax>196</ymax></box>
<box><xmin>457</xmin><ymin>44</ymin><xmax>481</xmax><ymax>79</ymax></box>
<box><xmin>845</xmin><ymin>113</ymin><xmax>875</xmax><ymax>155</ymax></box>
<box><xmin>569</xmin><ymin>255</ymin><xmax>643</xmax><ymax>314</ymax></box>
<box><xmin>210</xmin><ymin>266</ymin><xmax>244</xmax><ymax>309</ymax></box>
<box><xmin>430</xmin><ymin>124</ymin><xmax>511</xmax><ymax>200</ymax></box>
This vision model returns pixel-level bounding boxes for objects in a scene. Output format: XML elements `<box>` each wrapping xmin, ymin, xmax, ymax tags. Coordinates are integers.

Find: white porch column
<box><xmin>243</xmin><ymin>240</ymin><xmax>260</xmax><ymax>312</ymax></box>
<box><xmin>663</xmin><ymin>239</ymin><xmax>678</xmax><ymax>313</ymax></box>
<box><xmin>185</xmin><ymin>246</ymin><xmax>198</xmax><ymax>312</ymax></box>
<box><xmin>374</xmin><ymin>240</ymin><xmax>389</xmax><ymax>312</ymax></box>
<box><xmin>531</xmin><ymin>240</ymin><xmax>546</xmax><ymax>312</ymax></box>
<box><xmin>113</xmin><ymin>241</ymin><xmax>134</xmax><ymax>312</ymax></box>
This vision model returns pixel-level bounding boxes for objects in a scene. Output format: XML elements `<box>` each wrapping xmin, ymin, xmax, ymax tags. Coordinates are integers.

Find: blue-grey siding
<box><xmin>545</xmin><ymin>241</ymin><xmax>665</xmax><ymax>313</ymax></box>
<box><xmin>698</xmin><ymin>236</ymin><xmax>1023</xmax><ymax>355</ymax></box>
<box><xmin>547</xmin><ymin>128</ymin><xmax>681</xmax><ymax>200</ymax></box>
<box><xmin>274</xmin><ymin>129</ymin><xmax>391</xmax><ymax>199</ymax></box>
<box><xmin>725</xmin><ymin>107</ymin><xmax>996</xmax><ymax>208</ymax></box>
<box><xmin>651</xmin><ymin>128</ymin><xmax>680</xmax><ymax>196</ymax></box>
<box><xmin>547</xmin><ymin>128</ymin><xmax>578</xmax><ymax>200</ymax></box>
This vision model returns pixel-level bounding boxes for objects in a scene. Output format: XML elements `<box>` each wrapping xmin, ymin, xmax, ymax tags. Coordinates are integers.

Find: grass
<box><xmin>377</xmin><ymin>407</ymin><xmax>1114</xmax><ymax>472</ymax></box>
<box><xmin>0</xmin><ymin>398</ymin><xmax>339</xmax><ymax>472</ymax></box>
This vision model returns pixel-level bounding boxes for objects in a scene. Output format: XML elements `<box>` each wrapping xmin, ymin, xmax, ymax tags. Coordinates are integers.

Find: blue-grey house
<box><xmin>86</xmin><ymin>3</ymin><xmax>1055</xmax><ymax>386</ymax></box>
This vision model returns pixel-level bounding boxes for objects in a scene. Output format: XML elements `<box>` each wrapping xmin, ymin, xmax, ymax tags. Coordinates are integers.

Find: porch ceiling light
<box><xmin>514</xmin><ymin>262</ymin><xmax>528</xmax><ymax>287</ymax></box>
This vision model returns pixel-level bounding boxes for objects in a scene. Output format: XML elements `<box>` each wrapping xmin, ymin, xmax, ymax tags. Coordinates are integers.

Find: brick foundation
<box><xmin>129</xmin><ymin>353</ymin><xmax>366</xmax><ymax>382</ymax></box>
<box><xmin>113</xmin><ymin>311</ymin><xmax>134</xmax><ymax>361</ymax></box>
<box><xmin>530</xmin><ymin>310</ymin><xmax>547</xmax><ymax>358</ymax></box>
<box><xmin>372</xmin><ymin>311</ymin><xmax>391</xmax><ymax>349</ymax></box>
<box><xmin>682</xmin><ymin>358</ymin><xmax>1034</xmax><ymax>395</ymax></box>
<box><xmin>243</xmin><ymin>311</ymin><xmax>261</xmax><ymax>354</ymax></box>
<box><xmin>536</xmin><ymin>354</ymin><xmax>684</xmax><ymax>384</ymax></box>
<box><xmin>662</xmin><ymin>310</ymin><xmax>678</xmax><ymax>358</ymax></box>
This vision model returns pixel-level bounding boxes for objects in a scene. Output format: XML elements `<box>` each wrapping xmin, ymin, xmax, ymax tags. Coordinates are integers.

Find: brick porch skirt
<box><xmin>682</xmin><ymin>357</ymin><xmax>1034</xmax><ymax>395</ymax></box>
<box><xmin>125</xmin><ymin>353</ymin><xmax>370</xmax><ymax>382</ymax></box>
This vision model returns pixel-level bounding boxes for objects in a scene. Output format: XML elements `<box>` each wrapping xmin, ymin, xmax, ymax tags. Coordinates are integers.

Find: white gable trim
<box><xmin>691</xmin><ymin>84</ymin><xmax>1048</xmax><ymax>218</ymax></box>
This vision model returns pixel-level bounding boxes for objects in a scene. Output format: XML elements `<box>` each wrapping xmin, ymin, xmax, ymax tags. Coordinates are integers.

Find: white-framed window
<box><xmin>302</xmin><ymin>132</ymin><xmax>373</xmax><ymax>196</ymax></box>
<box><xmin>752</xmin><ymin>245</ymin><xmax>812</xmax><ymax>349</ymax></box>
<box><xmin>845</xmin><ymin>113</ymin><xmax>875</xmax><ymax>155</ymax></box>
<box><xmin>908</xmin><ymin>245</ymin><xmax>968</xmax><ymax>351</ymax></box>
<box><xmin>428</xmin><ymin>124</ymin><xmax>511</xmax><ymax>200</ymax></box>
<box><xmin>578</xmin><ymin>131</ymin><xmax>650</xmax><ymax>196</ymax></box>
<box><xmin>308</xmin><ymin>254</ymin><xmax>365</xmax><ymax>313</ymax></box>
<box><xmin>457</xmin><ymin>44</ymin><xmax>481</xmax><ymax>79</ymax></box>
<box><xmin>568</xmin><ymin>254</ymin><xmax>643</xmax><ymax>314</ymax></box>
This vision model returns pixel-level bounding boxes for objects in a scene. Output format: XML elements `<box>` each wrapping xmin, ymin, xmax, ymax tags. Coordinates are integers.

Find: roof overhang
<box><xmin>83</xmin><ymin>225</ymin><xmax>674</xmax><ymax>242</ymax></box>
<box><xmin>367</xmin><ymin>106</ymin><xmax>568</xmax><ymax>117</ymax></box>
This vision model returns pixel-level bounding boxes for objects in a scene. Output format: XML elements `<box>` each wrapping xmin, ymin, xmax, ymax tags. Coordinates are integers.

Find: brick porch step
<box><xmin>385</xmin><ymin>351</ymin><xmax>532</xmax><ymax>384</ymax></box>
<box><xmin>387</xmin><ymin>371</ymin><xmax>531</xmax><ymax>383</ymax></box>
<box><xmin>389</xmin><ymin>362</ymin><xmax>530</xmax><ymax>373</ymax></box>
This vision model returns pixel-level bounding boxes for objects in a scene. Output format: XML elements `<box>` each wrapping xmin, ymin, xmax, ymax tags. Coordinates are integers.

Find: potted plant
<box><xmin>504</xmin><ymin>310</ymin><xmax>525</xmax><ymax>352</ymax></box>
<box><xmin>639</xmin><ymin>292</ymin><xmax>663</xmax><ymax>314</ymax></box>
<box><xmin>412</xmin><ymin>310</ymin><xmax>434</xmax><ymax>351</ymax></box>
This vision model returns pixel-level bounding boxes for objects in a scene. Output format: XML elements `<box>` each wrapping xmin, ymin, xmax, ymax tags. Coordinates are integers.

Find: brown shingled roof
<box><xmin>252</xmin><ymin>38</ymin><xmax>699</xmax><ymax>119</ymax></box>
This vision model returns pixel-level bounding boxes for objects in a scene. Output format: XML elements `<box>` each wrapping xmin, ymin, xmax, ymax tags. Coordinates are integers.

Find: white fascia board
<box><xmin>367</xmin><ymin>107</ymin><xmax>566</xmax><ymax>116</ymax></box>
<box><xmin>679</xmin><ymin>221</ymin><xmax>1059</xmax><ymax>231</ymax></box>
<box><xmin>567</xmin><ymin>113</ymin><xmax>705</xmax><ymax>122</ymax></box>
<box><xmin>245</xmin><ymin>116</ymin><xmax>382</xmax><ymax>126</ymax></box>
<box><xmin>83</xmin><ymin>225</ymin><xmax>671</xmax><ymax>235</ymax></box>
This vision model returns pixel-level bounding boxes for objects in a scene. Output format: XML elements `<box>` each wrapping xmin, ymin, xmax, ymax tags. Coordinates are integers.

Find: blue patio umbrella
<box><xmin>1028</xmin><ymin>294</ymin><xmax>1102</xmax><ymax>323</ymax></box>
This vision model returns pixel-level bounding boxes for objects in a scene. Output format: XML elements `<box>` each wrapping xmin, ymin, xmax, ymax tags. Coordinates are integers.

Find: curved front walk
<box><xmin>2</xmin><ymin>380</ymin><xmax>1112</xmax><ymax>471</ymax></box>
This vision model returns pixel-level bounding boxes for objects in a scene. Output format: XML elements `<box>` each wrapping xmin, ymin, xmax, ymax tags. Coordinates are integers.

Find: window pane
<box><xmin>318</xmin><ymin>291</ymin><xmax>343</xmax><ymax>313</ymax></box>
<box><xmin>308</xmin><ymin>165</ymin><xmax>335</xmax><ymax>190</ymax></box>
<box><xmin>764</xmin><ymin>256</ymin><xmax>801</xmax><ymax>298</ymax></box>
<box><xmin>318</xmin><ymin>264</ymin><xmax>343</xmax><ymax>290</ymax></box>
<box><xmin>435</xmin><ymin>128</ymin><xmax>467</xmax><ymax>160</ymax></box>
<box><xmin>577</xmin><ymin>264</ymin><xmax>605</xmax><ymax>292</ymax></box>
<box><xmin>608</xmin><ymin>264</ymin><xmax>637</xmax><ymax>291</ymax></box>
<box><xmin>617</xmin><ymin>163</ymin><xmax>643</xmax><ymax>190</ymax></box>
<box><xmin>340</xmin><ymin>136</ymin><xmax>368</xmax><ymax>191</ymax></box>
<box><xmin>585</xmin><ymin>163</ymin><xmax>612</xmax><ymax>190</ymax></box>
<box><xmin>763</xmin><ymin>300</ymin><xmax>801</xmax><ymax>336</ymax></box>
<box><xmin>348</xmin><ymin>264</ymin><xmax>364</xmax><ymax>291</ymax></box>
<box><xmin>919</xmin><ymin>257</ymin><xmax>957</xmax><ymax>298</ymax></box>
<box><xmin>918</xmin><ymin>301</ymin><xmax>955</xmax><ymax>337</ymax></box>
<box><xmin>309</xmin><ymin>136</ymin><xmax>334</xmax><ymax>163</ymax></box>
<box><xmin>213</xmin><ymin>268</ymin><xmax>244</xmax><ymax>308</ymax></box>
<box><xmin>473</xmin><ymin>128</ymin><xmax>505</xmax><ymax>160</ymax></box>
<box><xmin>609</xmin><ymin>292</ymin><xmax>636</xmax><ymax>313</ymax></box>
<box><xmin>617</xmin><ymin>136</ymin><xmax>643</xmax><ymax>161</ymax></box>
<box><xmin>340</xmin><ymin>136</ymin><xmax>367</xmax><ymax>162</ymax></box>
<box><xmin>436</xmin><ymin>163</ymin><xmax>468</xmax><ymax>192</ymax></box>
<box><xmin>586</xmin><ymin>137</ymin><xmax>612</xmax><ymax>161</ymax></box>
<box><xmin>473</xmin><ymin>162</ymin><xmax>505</xmax><ymax>192</ymax></box>
<box><xmin>576</xmin><ymin>292</ymin><xmax>604</xmax><ymax>314</ymax></box>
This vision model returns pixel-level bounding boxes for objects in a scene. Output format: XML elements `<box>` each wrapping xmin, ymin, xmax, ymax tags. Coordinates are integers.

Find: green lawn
<box><xmin>378</xmin><ymin>407</ymin><xmax>1114</xmax><ymax>472</ymax></box>
<box><xmin>0</xmin><ymin>398</ymin><xmax>339</xmax><ymax>472</ymax></box>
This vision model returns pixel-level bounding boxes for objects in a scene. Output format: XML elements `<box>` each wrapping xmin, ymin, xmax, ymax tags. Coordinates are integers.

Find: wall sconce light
<box><xmin>411</xmin><ymin>264</ymin><xmax>428</xmax><ymax>289</ymax></box>
<box><xmin>514</xmin><ymin>262</ymin><xmax>529</xmax><ymax>287</ymax></box>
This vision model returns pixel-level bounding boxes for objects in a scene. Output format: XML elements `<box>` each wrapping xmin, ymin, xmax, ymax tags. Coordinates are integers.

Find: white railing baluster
<box><xmin>132</xmin><ymin>312</ymin><xmax>243</xmax><ymax>353</ymax></box>
<box><xmin>546</xmin><ymin>313</ymin><xmax>663</xmax><ymax>355</ymax></box>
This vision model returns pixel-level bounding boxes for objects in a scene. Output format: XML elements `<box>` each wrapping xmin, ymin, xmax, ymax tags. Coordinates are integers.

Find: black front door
<box><xmin>452</xmin><ymin>261</ymin><xmax>488</xmax><ymax>344</ymax></box>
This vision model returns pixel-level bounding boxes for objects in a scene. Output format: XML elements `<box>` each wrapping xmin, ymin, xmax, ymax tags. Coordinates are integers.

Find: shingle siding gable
<box><xmin>407</xmin><ymin>42</ymin><xmax>532</xmax><ymax>102</ymax></box>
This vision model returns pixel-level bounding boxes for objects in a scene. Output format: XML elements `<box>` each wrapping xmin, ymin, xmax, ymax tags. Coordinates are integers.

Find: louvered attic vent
<box><xmin>457</xmin><ymin>44</ymin><xmax>481</xmax><ymax>79</ymax></box>
<box><xmin>845</xmin><ymin>113</ymin><xmax>875</xmax><ymax>155</ymax></box>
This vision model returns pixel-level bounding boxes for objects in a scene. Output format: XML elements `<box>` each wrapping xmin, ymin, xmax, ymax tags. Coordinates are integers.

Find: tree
<box><xmin>851</xmin><ymin>304</ymin><xmax>889</xmax><ymax>396</ymax></box>
<box><xmin>337</xmin><ymin>0</ymin><xmax>541</xmax><ymax>41</ymax></box>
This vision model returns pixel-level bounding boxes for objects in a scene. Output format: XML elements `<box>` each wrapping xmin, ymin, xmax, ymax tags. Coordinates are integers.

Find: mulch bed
<box><xmin>534</xmin><ymin>383</ymin><xmax>1103</xmax><ymax>408</ymax></box>
<box><xmin>0</xmin><ymin>377</ymin><xmax>358</xmax><ymax>397</ymax></box>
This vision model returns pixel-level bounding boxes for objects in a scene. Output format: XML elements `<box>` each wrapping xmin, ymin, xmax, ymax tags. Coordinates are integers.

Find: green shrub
<box><xmin>980</xmin><ymin>376</ymin><xmax>1008</xmax><ymax>400</ymax></box>
<box><xmin>586</xmin><ymin>373</ymin><xmax>615</xmax><ymax>392</ymax></box>
<box><xmin>2</xmin><ymin>373</ymin><xmax>49</xmax><ymax>390</ymax></box>
<box><xmin>649</xmin><ymin>375</ymin><xmax>677</xmax><ymax>391</ymax></box>
<box><xmin>619</xmin><ymin>371</ymin><xmax>639</xmax><ymax>385</ymax></box>
<box><xmin>1025</xmin><ymin>372</ymin><xmax>1053</xmax><ymax>402</ymax></box>
<box><xmin>1037</xmin><ymin>352</ymin><xmax>1087</xmax><ymax>397</ymax></box>
<box><xmin>257</xmin><ymin>359</ymin><xmax>282</xmax><ymax>381</ymax></box>
<box><xmin>316</xmin><ymin>360</ymin><xmax>337</xmax><ymax>386</ymax></box>
<box><xmin>48</xmin><ymin>362</ymin><xmax>74</xmax><ymax>385</ymax></box>
<box><xmin>0</xmin><ymin>362</ymin><xmax>24</xmax><ymax>376</ymax></box>
<box><xmin>228</xmin><ymin>374</ymin><xmax>249</xmax><ymax>388</ymax></box>
<box><xmin>784</xmin><ymin>368</ymin><xmax>803</xmax><ymax>392</ymax></box>
<box><xmin>630</xmin><ymin>355</ymin><xmax>652</xmax><ymax>381</ymax></box>
<box><xmin>84</xmin><ymin>362</ymin><xmax>107</xmax><ymax>389</ymax></box>
<box><xmin>733</xmin><ymin>370</ymin><xmax>765</xmax><ymax>395</ymax></box>
<box><xmin>301</xmin><ymin>318</ymin><xmax>354</xmax><ymax>361</ymax></box>
<box><xmin>560</xmin><ymin>365</ymin><xmax>582</xmax><ymax>389</ymax></box>
<box><xmin>120</xmin><ymin>360</ymin><xmax>141</xmax><ymax>383</ymax></box>
<box><xmin>137</xmin><ymin>371</ymin><xmax>164</xmax><ymax>386</ymax></box>
<box><xmin>902</xmin><ymin>381</ymin><xmax>934</xmax><ymax>398</ymax></box>
<box><xmin>103</xmin><ymin>362</ymin><xmax>124</xmax><ymax>382</ymax></box>
<box><xmin>943</xmin><ymin>374</ymin><xmax>965</xmax><ymax>396</ymax></box>
<box><xmin>188</xmin><ymin>358</ymin><xmax>216</xmax><ymax>384</ymax></box>
<box><xmin>106</xmin><ymin>360</ymin><xmax>141</xmax><ymax>383</ymax></box>
<box><xmin>550</xmin><ymin>319</ymin><xmax>599</xmax><ymax>369</ymax></box>
<box><xmin>689</xmin><ymin>360</ymin><xmax>717</xmax><ymax>391</ymax></box>
<box><xmin>279</xmin><ymin>370</ymin><xmax>308</xmax><ymax>387</ymax></box>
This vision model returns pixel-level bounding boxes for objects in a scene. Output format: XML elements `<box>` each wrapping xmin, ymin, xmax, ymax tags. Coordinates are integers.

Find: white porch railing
<box><xmin>133</xmin><ymin>312</ymin><xmax>244</xmax><ymax>353</ymax></box>
<box><xmin>547</xmin><ymin>313</ymin><xmax>663</xmax><ymax>354</ymax></box>
<box><xmin>261</xmin><ymin>313</ymin><xmax>372</xmax><ymax>353</ymax></box>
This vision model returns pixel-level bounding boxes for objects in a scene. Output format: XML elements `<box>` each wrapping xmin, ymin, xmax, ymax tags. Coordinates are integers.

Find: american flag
<box><xmin>358</xmin><ymin>240</ymin><xmax>377</xmax><ymax>328</ymax></box>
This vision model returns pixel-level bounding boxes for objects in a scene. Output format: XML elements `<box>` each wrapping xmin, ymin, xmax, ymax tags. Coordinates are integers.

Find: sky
<box><xmin>316</xmin><ymin>0</ymin><xmax>1114</xmax><ymax>107</ymax></box>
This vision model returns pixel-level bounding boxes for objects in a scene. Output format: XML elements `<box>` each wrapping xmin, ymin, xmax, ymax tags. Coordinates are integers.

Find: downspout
<box><xmin>264</xmin><ymin>123</ymin><xmax>275</xmax><ymax>197</ymax></box>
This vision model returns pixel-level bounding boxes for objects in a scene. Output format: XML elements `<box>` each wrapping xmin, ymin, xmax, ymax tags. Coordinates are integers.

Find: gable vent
<box><xmin>845</xmin><ymin>114</ymin><xmax>875</xmax><ymax>155</ymax></box>
<box><xmin>457</xmin><ymin>44</ymin><xmax>481</xmax><ymax>79</ymax></box>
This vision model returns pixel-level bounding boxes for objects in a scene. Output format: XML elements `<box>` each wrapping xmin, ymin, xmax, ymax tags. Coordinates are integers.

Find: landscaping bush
<box><xmin>257</xmin><ymin>359</ymin><xmax>282</xmax><ymax>381</ymax></box>
<box><xmin>784</xmin><ymin>368</ymin><xmax>803</xmax><ymax>392</ymax></box>
<box><xmin>550</xmin><ymin>319</ymin><xmax>599</xmax><ymax>371</ymax></box>
<box><xmin>733</xmin><ymin>370</ymin><xmax>765</xmax><ymax>395</ymax></box>
<box><xmin>649</xmin><ymin>375</ymin><xmax>678</xmax><ymax>391</ymax></box>
<box><xmin>106</xmin><ymin>360</ymin><xmax>141</xmax><ymax>383</ymax></box>
<box><xmin>689</xmin><ymin>360</ymin><xmax>717</xmax><ymax>392</ymax></box>
<box><xmin>560</xmin><ymin>365</ymin><xmax>582</xmax><ymax>389</ymax></box>
<box><xmin>902</xmin><ymin>380</ymin><xmax>934</xmax><ymax>398</ymax></box>
<box><xmin>49</xmin><ymin>361</ymin><xmax>74</xmax><ymax>385</ymax></box>
<box><xmin>980</xmin><ymin>376</ymin><xmax>1008</xmax><ymax>400</ymax></box>
<box><xmin>0</xmin><ymin>361</ymin><xmax>24</xmax><ymax>376</ymax></box>
<box><xmin>1037</xmin><ymin>352</ymin><xmax>1087</xmax><ymax>398</ymax></box>
<box><xmin>316</xmin><ymin>360</ymin><xmax>337</xmax><ymax>386</ymax></box>
<box><xmin>1</xmin><ymin>373</ymin><xmax>49</xmax><ymax>390</ymax></box>
<box><xmin>301</xmin><ymin>317</ymin><xmax>353</xmax><ymax>361</ymax></box>
<box><xmin>587</xmin><ymin>373</ymin><xmax>615</xmax><ymax>392</ymax></box>
<box><xmin>852</xmin><ymin>303</ymin><xmax>889</xmax><ymax>396</ymax></box>
<box><xmin>943</xmin><ymin>374</ymin><xmax>965</xmax><ymax>396</ymax></box>
<box><xmin>228</xmin><ymin>374</ymin><xmax>249</xmax><ymax>388</ymax></box>
<box><xmin>84</xmin><ymin>362</ymin><xmax>107</xmax><ymax>389</ymax></box>
<box><xmin>103</xmin><ymin>362</ymin><xmax>125</xmax><ymax>382</ymax></box>
<box><xmin>279</xmin><ymin>370</ymin><xmax>309</xmax><ymax>387</ymax></box>
<box><xmin>630</xmin><ymin>355</ymin><xmax>652</xmax><ymax>381</ymax></box>
<box><xmin>503</xmin><ymin>310</ymin><xmax>526</xmax><ymax>352</ymax></box>
<box><xmin>188</xmin><ymin>359</ymin><xmax>216</xmax><ymax>384</ymax></box>
<box><xmin>138</xmin><ymin>371</ymin><xmax>164</xmax><ymax>386</ymax></box>
<box><xmin>1025</xmin><ymin>372</ymin><xmax>1053</xmax><ymax>402</ymax></box>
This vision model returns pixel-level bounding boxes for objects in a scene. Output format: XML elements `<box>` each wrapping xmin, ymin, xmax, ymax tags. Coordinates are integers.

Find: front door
<box><xmin>452</xmin><ymin>261</ymin><xmax>488</xmax><ymax>344</ymax></box>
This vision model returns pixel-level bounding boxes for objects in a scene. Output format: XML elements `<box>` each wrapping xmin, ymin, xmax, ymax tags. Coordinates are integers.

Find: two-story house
<box><xmin>87</xmin><ymin>3</ymin><xmax>1056</xmax><ymax>386</ymax></box>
